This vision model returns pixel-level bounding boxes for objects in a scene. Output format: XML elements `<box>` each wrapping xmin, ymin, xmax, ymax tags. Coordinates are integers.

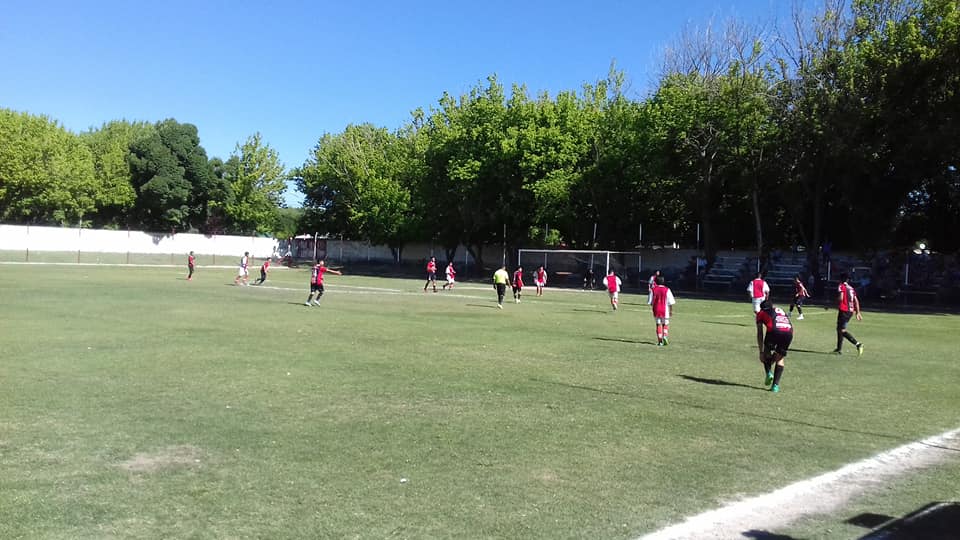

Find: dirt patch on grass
<box><xmin>118</xmin><ymin>445</ymin><xmax>203</xmax><ymax>473</ymax></box>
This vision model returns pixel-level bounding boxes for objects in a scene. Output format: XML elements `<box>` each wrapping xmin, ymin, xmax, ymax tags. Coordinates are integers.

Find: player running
<box><xmin>834</xmin><ymin>273</ymin><xmax>864</xmax><ymax>356</ymax></box>
<box><xmin>442</xmin><ymin>262</ymin><xmax>456</xmax><ymax>290</ymax></box>
<box><xmin>305</xmin><ymin>259</ymin><xmax>342</xmax><ymax>306</ymax></box>
<box><xmin>756</xmin><ymin>299</ymin><xmax>794</xmax><ymax>393</ymax></box>
<box><xmin>535</xmin><ymin>265</ymin><xmax>547</xmax><ymax>296</ymax></box>
<box><xmin>605</xmin><ymin>269</ymin><xmax>622</xmax><ymax>311</ymax></box>
<box><xmin>789</xmin><ymin>274</ymin><xmax>810</xmax><ymax>320</ymax></box>
<box><xmin>648</xmin><ymin>275</ymin><xmax>676</xmax><ymax>346</ymax></box>
<box><xmin>512</xmin><ymin>266</ymin><xmax>525</xmax><ymax>303</ymax></box>
<box><xmin>747</xmin><ymin>271</ymin><xmax>770</xmax><ymax>313</ymax></box>
<box><xmin>234</xmin><ymin>251</ymin><xmax>250</xmax><ymax>286</ymax></box>
<box><xmin>423</xmin><ymin>257</ymin><xmax>438</xmax><ymax>292</ymax></box>
<box><xmin>186</xmin><ymin>251</ymin><xmax>196</xmax><ymax>281</ymax></box>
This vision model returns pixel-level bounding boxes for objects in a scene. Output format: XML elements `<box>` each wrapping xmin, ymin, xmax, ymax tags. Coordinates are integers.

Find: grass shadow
<box><xmin>466</xmin><ymin>303</ymin><xmax>500</xmax><ymax>309</ymax></box>
<box><xmin>573</xmin><ymin>308</ymin><xmax>610</xmax><ymax>314</ymax></box>
<box><xmin>741</xmin><ymin>531</ymin><xmax>804</xmax><ymax>540</ymax></box>
<box><xmin>592</xmin><ymin>337</ymin><xmax>658</xmax><ymax>346</ymax></box>
<box><xmin>702</xmin><ymin>320</ymin><xmax>750</xmax><ymax>327</ymax></box>
<box><xmin>790</xmin><ymin>348</ymin><xmax>834</xmax><ymax>355</ymax></box>
<box><xmin>680</xmin><ymin>374</ymin><xmax>765</xmax><ymax>391</ymax></box>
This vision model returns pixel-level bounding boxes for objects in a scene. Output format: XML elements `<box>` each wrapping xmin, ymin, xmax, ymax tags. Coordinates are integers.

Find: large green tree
<box><xmin>81</xmin><ymin>120</ymin><xmax>155</xmax><ymax>227</ymax></box>
<box><xmin>222</xmin><ymin>133</ymin><xmax>286</xmax><ymax>235</ymax></box>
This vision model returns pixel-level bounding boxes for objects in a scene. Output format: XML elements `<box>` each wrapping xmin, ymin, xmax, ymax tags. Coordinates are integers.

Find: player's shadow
<box><xmin>593</xmin><ymin>337</ymin><xmax>658</xmax><ymax>346</ymax></box>
<box><xmin>466</xmin><ymin>303</ymin><xmax>500</xmax><ymax>309</ymax></box>
<box><xmin>789</xmin><ymin>348</ymin><xmax>833</xmax><ymax>355</ymax></box>
<box><xmin>701</xmin><ymin>320</ymin><xmax>750</xmax><ymax>327</ymax></box>
<box><xmin>680</xmin><ymin>374</ymin><xmax>764</xmax><ymax>391</ymax></box>
<box><xmin>572</xmin><ymin>308</ymin><xmax>609</xmax><ymax>314</ymax></box>
<box><xmin>741</xmin><ymin>531</ymin><xmax>803</xmax><ymax>540</ymax></box>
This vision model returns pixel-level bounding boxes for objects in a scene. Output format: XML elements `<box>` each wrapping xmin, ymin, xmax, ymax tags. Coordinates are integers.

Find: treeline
<box><xmin>0</xmin><ymin>115</ymin><xmax>294</xmax><ymax>236</ymax></box>
<box><xmin>298</xmin><ymin>0</ymin><xmax>958</xmax><ymax>273</ymax></box>
<box><xmin>1</xmin><ymin>0</ymin><xmax>957</xmax><ymax>275</ymax></box>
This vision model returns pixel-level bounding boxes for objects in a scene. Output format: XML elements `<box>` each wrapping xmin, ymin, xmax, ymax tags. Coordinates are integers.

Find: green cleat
<box><xmin>771</xmin><ymin>384</ymin><xmax>780</xmax><ymax>393</ymax></box>
<box><xmin>764</xmin><ymin>372</ymin><xmax>774</xmax><ymax>387</ymax></box>
<box><xmin>856</xmin><ymin>343</ymin><xmax>864</xmax><ymax>357</ymax></box>
<box><xmin>662</xmin><ymin>337</ymin><xmax>669</xmax><ymax>346</ymax></box>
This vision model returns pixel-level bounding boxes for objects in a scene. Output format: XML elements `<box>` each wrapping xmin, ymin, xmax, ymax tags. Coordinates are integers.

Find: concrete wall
<box><xmin>0</xmin><ymin>225</ymin><xmax>277</xmax><ymax>258</ymax></box>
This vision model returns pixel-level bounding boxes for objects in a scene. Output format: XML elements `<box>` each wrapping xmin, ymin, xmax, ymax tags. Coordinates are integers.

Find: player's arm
<box><xmin>853</xmin><ymin>294</ymin><xmax>862</xmax><ymax>321</ymax></box>
<box><xmin>329</xmin><ymin>268</ymin><xmax>343</xmax><ymax>275</ymax></box>
<box><xmin>756</xmin><ymin>322</ymin><xmax>765</xmax><ymax>352</ymax></box>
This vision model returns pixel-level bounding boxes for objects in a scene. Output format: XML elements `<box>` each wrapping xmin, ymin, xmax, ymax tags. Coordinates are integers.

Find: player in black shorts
<box><xmin>756</xmin><ymin>299</ymin><xmax>794</xmax><ymax>393</ymax></box>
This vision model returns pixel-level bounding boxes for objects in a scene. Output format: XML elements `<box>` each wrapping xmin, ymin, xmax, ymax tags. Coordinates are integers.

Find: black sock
<box><xmin>845</xmin><ymin>332</ymin><xmax>858</xmax><ymax>345</ymax></box>
<box><xmin>763</xmin><ymin>358</ymin><xmax>774</xmax><ymax>374</ymax></box>
<box><xmin>773</xmin><ymin>364</ymin><xmax>784</xmax><ymax>385</ymax></box>
<box><xmin>836</xmin><ymin>333</ymin><xmax>844</xmax><ymax>351</ymax></box>
<box><xmin>797</xmin><ymin>306</ymin><xmax>803</xmax><ymax>315</ymax></box>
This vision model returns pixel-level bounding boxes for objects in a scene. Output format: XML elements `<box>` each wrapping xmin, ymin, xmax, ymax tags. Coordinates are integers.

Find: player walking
<box><xmin>789</xmin><ymin>274</ymin><xmax>810</xmax><ymax>320</ymax></box>
<box><xmin>305</xmin><ymin>259</ymin><xmax>342</xmax><ymax>306</ymax></box>
<box><xmin>442</xmin><ymin>262</ymin><xmax>456</xmax><ymax>290</ymax></box>
<box><xmin>648</xmin><ymin>275</ymin><xmax>676</xmax><ymax>346</ymax></box>
<box><xmin>255</xmin><ymin>258</ymin><xmax>270</xmax><ymax>285</ymax></box>
<box><xmin>834</xmin><ymin>273</ymin><xmax>864</xmax><ymax>356</ymax></box>
<box><xmin>535</xmin><ymin>265</ymin><xmax>547</xmax><ymax>296</ymax></box>
<box><xmin>605</xmin><ymin>270</ymin><xmax>622</xmax><ymax>311</ymax></box>
<box><xmin>424</xmin><ymin>257</ymin><xmax>438</xmax><ymax>292</ymax></box>
<box><xmin>493</xmin><ymin>265</ymin><xmax>510</xmax><ymax>309</ymax></box>
<box><xmin>234</xmin><ymin>251</ymin><xmax>250</xmax><ymax>286</ymax></box>
<box><xmin>756</xmin><ymin>299</ymin><xmax>793</xmax><ymax>393</ymax></box>
<box><xmin>512</xmin><ymin>266</ymin><xmax>525</xmax><ymax>303</ymax></box>
<box><xmin>187</xmin><ymin>251</ymin><xmax>196</xmax><ymax>281</ymax></box>
<box><xmin>747</xmin><ymin>271</ymin><xmax>770</xmax><ymax>313</ymax></box>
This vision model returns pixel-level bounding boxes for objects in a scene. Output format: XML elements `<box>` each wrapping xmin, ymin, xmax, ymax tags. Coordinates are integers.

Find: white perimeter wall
<box><xmin>0</xmin><ymin>225</ymin><xmax>277</xmax><ymax>258</ymax></box>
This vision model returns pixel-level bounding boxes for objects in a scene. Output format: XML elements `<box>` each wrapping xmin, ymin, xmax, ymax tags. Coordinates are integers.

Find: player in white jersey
<box><xmin>234</xmin><ymin>251</ymin><xmax>250</xmax><ymax>286</ymax></box>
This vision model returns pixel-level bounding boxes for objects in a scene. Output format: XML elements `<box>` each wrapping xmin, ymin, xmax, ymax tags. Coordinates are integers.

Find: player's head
<box><xmin>607</xmin><ymin>269</ymin><xmax>614</xmax><ymax>275</ymax></box>
<box><xmin>538</xmin><ymin>265</ymin><xmax>544</xmax><ymax>270</ymax></box>
<box><xmin>517</xmin><ymin>266</ymin><xmax>522</xmax><ymax>271</ymax></box>
<box><xmin>760</xmin><ymin>299</ymin><xmax>772</xmax><ymax>311</ymax></box>
<box><xmin>318</xmin><ymin>259</ymin><xmax>325</xmax><ymax>266</ymax></box>
<box><xmin>244</xmin><ymin>251</ymin><xmax>249</xmax><ymax>256</ymax></box>
<box><xmin>756</xmin><ymin>270</ymin><xmax>764</xmax><ymax>278</ymax></box>
<box><xmin>189</xmin><ymin>250</ymin><xmax>193</xmax><ymax>255</ymax></box>
<box><xmin>794</xmin><ymin>274</ymin><xmax>801</xmax><ymax>282</ymax></box>
<box><xmin>656</xmin><ymin>275</ymin><xmax>665</xmax><ymax>286</ymax></box>
<box><xmin>839</xmin><ymin>272</ymin><xmax>849</xmax><ymax>283</ymax></box>
<box><xmin>430</xmin><ymin>256</ymin><xmax>435</xmax><ymax>261</ymax></box>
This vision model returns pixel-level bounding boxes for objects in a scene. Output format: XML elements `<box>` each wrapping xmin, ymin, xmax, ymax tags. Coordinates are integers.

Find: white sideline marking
<box><xmin>638</xmin><ymin>427</ymin><xmax>960</xmax><ymax>540</ymax></box>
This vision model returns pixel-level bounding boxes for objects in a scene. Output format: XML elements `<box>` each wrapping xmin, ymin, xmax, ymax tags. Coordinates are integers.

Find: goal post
<box><xmin>516</xmin><ymin>248</ymin><xmax>645</xmax><ymax>289</ymax></box>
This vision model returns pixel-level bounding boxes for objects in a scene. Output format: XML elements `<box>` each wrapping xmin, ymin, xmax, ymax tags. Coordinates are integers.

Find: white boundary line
<box><xmin>639</xmin><ymin>427</ymin><xmax>960</xmax><ymax>539</ymax></box>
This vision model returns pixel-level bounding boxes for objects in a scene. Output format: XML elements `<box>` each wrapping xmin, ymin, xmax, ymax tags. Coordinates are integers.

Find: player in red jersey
<box><xmin>186</xmin><ymin>251</ymin><xmax>196</xmax><ymax>281</ymax></box>
<box><xmin>648</xmin><ymin>275</ymin><xmax>676</xmax><ymax>345</ymax></box>
<box><xmin>255</xmin><ymin>258</ymin><xmax>270</xmax><ymax>285</ymax></box>
<box><xmin>512</xmin><ymin>266</ymin><xmax>525</xmax><ymax>303</ymax></box>
<box><xmin>234</xmin><ymin>251</ymin><xmax>250</xmax><ymax>286</ymax></box>
<box><xmin>305</xmin><ymin>259</ymin><xmax>342</xmax><ymax>306</ymax></box>
<box><xmin>442</xmin><ymin>262</ymin><xmax>456</xmax><ymax>290</ymax></box>
<box><xmin>756</xmin><ymin>299</ymin><xmax>794</xmax><ymax>392</ymax></box>
<box><xmin>789</xmin><ymin>274</ymin><xmax>810</xmax><ymax>320</ymax></box>
<box><xmin>747</xmin><ymin>271</ymin><xmax>770</xmax><ymax>313</ymax></box>
<box><xmin>423</xmin><ymin>257</ymin><xmax>438</xmax><ymax>292</ymax></box>
<box><xmin>833</xmin><ymin>273</ymin><xmax>864</xmax><ymax>355</ymax></box>
<box><xmin>605</xmin><ymin>270</ymin><xmax>622</xmax><ymax>311</ymax></box>
<box><xmin>648</xmin><ymin>270</ymin><xmax>661</xmax><ymax>293</ymax></box>
<box><xmin>535</xmin><ymin>265</ymin><xmax>547</xmax><ymax>296</ymax></box>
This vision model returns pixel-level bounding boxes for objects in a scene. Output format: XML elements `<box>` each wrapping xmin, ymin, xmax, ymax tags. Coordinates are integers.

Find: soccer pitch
<box><xmin>2</xmin><ymin>264</ymin><xmax>958</xmax><ymax>539</ymax></box>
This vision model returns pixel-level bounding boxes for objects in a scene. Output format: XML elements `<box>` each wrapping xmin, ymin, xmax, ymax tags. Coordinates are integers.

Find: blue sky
<box><xmin>2</xmin><ymin>0</ymin><xmax>792</xmax><ymax>206</ymax></box>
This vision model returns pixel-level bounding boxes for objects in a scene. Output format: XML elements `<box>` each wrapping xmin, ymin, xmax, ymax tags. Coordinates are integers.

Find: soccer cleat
<box><xmin>305</xmin><ymin>301</ymin><xmax>311</xmax><ymax>306</ymax></box>
<box><xmin>657</xmin><ymin>341</ymin><xmax>663</xmax><ymax>347</ymax></box>
<box><xmin>313</xmin><ymin>300</ymin><xmax>322</xmax><ymax>306</ymax></box>
<box><xmin>857</xmin><ymin>343</ymin><xmax>864</xmax><ymax>357</ymax></box>
<box><xmin>797</xmin><ymin>314</ymin><xmax>804</xmax><ymax>320</ymax></box>
<box><xmin>832</xmin><ymin>349</ymin><xmax>842</xmax><ymax>355</ymax></box>
<box><xmin>662</xmin><ymin>337</ymin><xmax>668</xmax><ymax>346</ymax></box>
<box><xmin>765</xmin><ymin>372</ymin><xmax>774</xmax><ymax>387</ymax></box>
<box><xmin>771</xmin><ymin>384</ymin><xmax>780</xmax><ymax>393</ymax></box>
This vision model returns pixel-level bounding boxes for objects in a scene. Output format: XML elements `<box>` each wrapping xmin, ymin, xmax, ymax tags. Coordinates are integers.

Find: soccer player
<box><xmin>493</xmin><ymin>265</ymin><xmax>510</xmax><ymax>309</ymax></box>
<box><xmin>605</xmin><ymin>269</ymin><xmax>622</xmax><ymax>311</ymax></box>
<box><xmin>442</xmin><ymin>262</ymin><xmax>456</xmax><ymax>290</ymax></box>
<box><xmin>747</xmin><ymin>270</ymin><xmax>770</xmax><ymax>313</ymax></box>
<box><xmin>186</xmin><ymin>251</ymin><xmax>196</xmax><ymax>281</ymax></box>
<box><xmin>789</xmin><ymin>274</ymin><xmax>810</xmax><ymax>320</ymax></box>
<box><xmin>834</xmin><ymin>272</ymin><xmax>864</xmax><ymax>355</ymax></box>
<box><xmin>756</xmin><ymin>299</ymin><xmax>793</xmax><ymax>393</ymax></box>
<box><xmin>234</xmin><ymin>251</ymin><xmax>250</xmax><ymax>286</ymax></box>
<box><xmin>305</xmin><ymin>259</ymin><xmax>342</xmax><ymax>306</ymax></box>
<box><xmin>423</xmin><ymin>256</ymin><xmax>438</xmax><ymax>292</ymax></box>
<box><xmin>512</xmin><ymin>266</ymin><xmax>525</xmax><ymax>303</ymax></box>
<box><xmin>648</xmin><ymin>275</ymin><xmax>676</xmax><ymax>346</ymax></box>
<box><xmin>255</xmin><ymin>258</ymin><xmax>270</xmax><ymax>285</ymax></box>
<box><xmin>648</xmin><ymin>270</ymin><xmax>661</xmax><ymax>293</ymax></box>
<box><xmin>534</xmin><ymin>265</ymin><xmax>547</xmax><ymax>296</ymax></box>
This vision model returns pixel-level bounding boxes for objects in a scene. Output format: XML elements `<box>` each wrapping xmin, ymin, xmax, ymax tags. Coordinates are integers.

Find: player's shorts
<box><xmin>536</xmin><ymin>279</ymin><xmax>546</xmax><ymax>287</ymax></box>
<box><xmin>609</xmin><ymin>291</ymin><xmax>619</xmax><ymax>301</ymax></box>
<box><xmin>426</xmin><ymin>271</ymin><xmax>436</xmax><ymax>281</ymax></box>
<box><xmin>793</xmin><ymin>295</ymin><xmax>806</xmax><ymax>306</ymax></box>
<box><xmin>654</xmin><ymin>316</ymin><xmax>670</xmax><ymax>325</ymax></box>
<box><xmin>836</xmin><ymin>310</ymin><xmax>853</xmax><ymax>330</ymax></box>
<box><xmin>446</xmin><ymin>277</ymin><xmax>455</xmax><ymax>284</ymax></box>
<box><xmin>311</xmin><ymin>282</ymin><xmax>324</xmax><ymax>294</ymax></box>
<box><xmin>763</xmin><ymin>331</ymin><xmax>793</xmax><ymax>357</ymax></box>
<box><xmin>513</xmin><ymin>285</ymin><xmax>522</xmax><ymax>293</ymax></box>
<box><xmin>752</xmin><ymin>298</ymin><xmax>764</xmax><ymax>313</ymax></box>
<box><xmin>238</xmin><ymin>267</ymin><xmax>248</xmax><ymax>277</ymax></box>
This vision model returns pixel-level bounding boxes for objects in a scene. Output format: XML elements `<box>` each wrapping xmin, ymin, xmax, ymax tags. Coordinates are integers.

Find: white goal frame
<box><xmin>517</xmin><ymin>248</ymin><xmax>644</xmax><ymax>285</ymax></box>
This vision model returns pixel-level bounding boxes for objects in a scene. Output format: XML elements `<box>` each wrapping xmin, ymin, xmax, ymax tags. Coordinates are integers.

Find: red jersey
<box><xmin>838</xmin><ymin>282</ymin><xmax>857</xmax><ymax>312</ymax></box>
<box><xmin>536</xmin><ymin>268</ymin><xmax>546</xmax><ymax>282</ymax></box>
<box><xmin>261</xmin><ymin>260</ymin><xmax>270</xmax><ymax>272</ymax></box>
<box><xmin>794</xmin><ymin>280</ymin><xmax>809</xmax><ymax>298</ymax></box>
<box><xmin>312</xmin><ymin>264</ymin><xmax>327</xmax><ymax>285</ymax></box>
<box><xmin>650</xmin><ymin>284</ymin><xmax>676</xmax><ymax>318</ymax></box>
<box><xmin>750</xmin><ymin>278</ymin><xmax>769</xmax><ymax>299</ymax></box>
<box><xmin>426</xmin><ymin>260</ymin><xmax>437</xmax><ymax>273</ymax></box>
<box><xmin>513</xmin><ymin>270</ymin><xmax>524</xmax><ymax>287</ymax></box>
<box><xmin>605</xmin><ymin>274</ymin><xmax>621</xmax><ymax>293</ymax></box>
<box><xmin>188</xmin><ymin>255</ymin><xmax>195</xmax><ymax>266</ymax></box>
<box><xmin>756</xmin><ymin>306</ymin><xmax>793</xmax><ymax>334</ymax></box>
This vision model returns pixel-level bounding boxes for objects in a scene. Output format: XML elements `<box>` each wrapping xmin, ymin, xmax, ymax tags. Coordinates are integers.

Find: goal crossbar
<box><xmin>517</xmin><ymin>248</ymin><xmax>645</xmax><ymax>278</ymax></box>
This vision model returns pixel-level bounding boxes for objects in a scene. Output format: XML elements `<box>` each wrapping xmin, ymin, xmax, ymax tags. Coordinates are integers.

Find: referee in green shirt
<box><xmin>493</xmin><ymin>265</ymin><xmax>510</xmax><ymax>309</ymax></box>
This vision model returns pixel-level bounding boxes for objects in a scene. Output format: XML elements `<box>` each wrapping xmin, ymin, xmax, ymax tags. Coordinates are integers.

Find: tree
<box><xmin>0</xmin><ymin>109</ymin><xmax>98</xmax><ymax>225</ymax></box>
<box><xmin>81</xmin><ymin>120</ymin><xmax>155</xmax><ymax>227</ymax></box>
<box><xmin>223</xmin><ymin>133</ymin><xmax>286</xmax><ymax>235</ymax></box>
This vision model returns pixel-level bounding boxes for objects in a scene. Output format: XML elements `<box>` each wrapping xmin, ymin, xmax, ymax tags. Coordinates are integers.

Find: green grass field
<box><xmin>2</xmin><ymin>264</ymin><xmax>958</xmax><ymax>539</ymax></box>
